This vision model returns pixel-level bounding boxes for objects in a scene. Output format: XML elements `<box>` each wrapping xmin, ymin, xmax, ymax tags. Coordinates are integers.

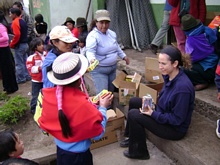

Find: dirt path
<box><xmin>0</xmin><ymin>81</ymin><xmax>54</xmax><ymax>152</ymax></box>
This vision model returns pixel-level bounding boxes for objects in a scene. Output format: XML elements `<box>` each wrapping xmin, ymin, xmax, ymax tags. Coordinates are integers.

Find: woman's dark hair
<box><xmin>0</xmin><ymin>10</ymin><xmax>11</xmax><ymax>33</ymax></box>
<box><xmin>58</xmin><ymin>110</ymin><xmax>72</xmax><ymax>138</ymax></box>
<box><xmin>13</xmin><ymin>1</ymin><xmax>23</xmax><ymax>10</ymax></box>
<box><xmin>89</xmin><ymin>19</ymin><xmax>96</xmax><ymax>32</ymax></box>
<box><xmin>160</xmin><ymin>45</ymin><xmax>183</xmax><ymax>67</ymax></box>
<box><xmin>0</xmin><ymin>130</ymin><xmax>17</xmax><ymax>162</ymax></box>
<box><xmin>10</xmin><ymin>8</ymin><xmax>21</xmax><ymax>17</ymax></box>
<box><xmin>29</xmin><ymin>38</ymin><xmax>44</xmax><ymax>53</ymax></box>
<box><xmin>35</xmin><ymin>14</ymin><xmax>44</xmax><ymax>23</ymax></box>
<box><xmin>2</xmin><ymin>158</ymin><xmax>39</xmax><ymax>165</ymax></box>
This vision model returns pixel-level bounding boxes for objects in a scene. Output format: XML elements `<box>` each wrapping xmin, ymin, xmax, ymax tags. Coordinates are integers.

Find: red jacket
<box><xmin>38</xmin><ymin>86</ymin><xmax>103</xmax><ymax>142</ymax></box>
<box><xmin>26</xmin><ymin>51</ymin><xmax>46</xmax><ymax>82</ymax></box>
<box><xmin>168</xmin><ymin>0</ymin><xmax>206</xmax><ymax>26</ymax></box>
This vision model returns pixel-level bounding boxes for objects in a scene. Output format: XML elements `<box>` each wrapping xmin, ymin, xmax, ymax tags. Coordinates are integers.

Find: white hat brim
<box><xmin>59</xmin><ymin>36</ymin><xmax>78</xmax><ymax>43</ymax></box>
<box><xmin>47</xmin><ymin>54</ymin><xmax>88</xmax><ymax>85</ymax></box>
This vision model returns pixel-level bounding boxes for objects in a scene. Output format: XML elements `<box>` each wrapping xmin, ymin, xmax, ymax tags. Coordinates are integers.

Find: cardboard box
<box><xmin>90</xmin><ymin>108</ymin><xmax>125</xmax><ymax>150</ymax></box>
<box><xmin>113</xmin><ymin>71</ymin><xmax>142</xmax><ymax>105</ymax></box>
<box><xmin>139</xmin><ymin>83</ymin><xmax>159</xmax><ymax>104</ymax></box>
<box><xmin>146</xmin><ymin>82</ymin><xmax>163</xmax><ymax>93</ymax></box>
<box><xmin>145</xmin><ymin>57</ymin><xmax>164</xmax><ymax>84</ymax></box>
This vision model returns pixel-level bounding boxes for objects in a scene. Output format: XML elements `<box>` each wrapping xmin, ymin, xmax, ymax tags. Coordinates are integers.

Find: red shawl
<box><xmin>38</xmin><ymin>86</ymin><xmax>103</xmax><ymax>142</ymax></box>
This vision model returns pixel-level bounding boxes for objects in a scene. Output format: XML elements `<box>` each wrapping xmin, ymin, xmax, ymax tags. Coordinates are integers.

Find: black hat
<box><xmin>63</xmin><ymin>17</ymin><xmax>75</xmax><ymax>26</ymax></box>
<box><xmin>181</xmin><ymin>14</ymin><xmax>201</xmax><ymax>31</ymax></box>
<box><xmin>76</xmin><ymin>17</ymin><xmax>87</xmax><ymax>27</ymax></box>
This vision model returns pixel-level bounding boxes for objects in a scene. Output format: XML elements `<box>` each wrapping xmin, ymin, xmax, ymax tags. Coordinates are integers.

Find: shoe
<box><xmin>148</xmin><ymin>44</ymin><xmax>158</xmax><ymax>54</ymax></box>
<box><xmin>194</xmin><ymin>84</ymin><xmax>208</xmax><ymax>91</ymax></box>
<box><xmin>120</xmin><ymin>138</ymin><xmax>129</xmax><ymax>148</ymax></box>
<box><xmin>123</xmin><ymin>150</ymin><xmax>150</xmax><ymax>160</ymax></box>
<box><xmin>216</xmin><ymin>119</ymin><xmax>220</xmax><ymax>138</ymax></box>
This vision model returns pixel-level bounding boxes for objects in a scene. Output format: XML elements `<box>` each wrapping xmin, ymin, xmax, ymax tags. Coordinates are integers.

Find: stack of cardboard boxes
<box><xmin>113</xmin><ymin>57</ymin><xmax>163</xmax><ymax>106</ymax></box>
<box><xmin>91</xmin><ymin>57</ymin><xmax>164</xmax><ymax>150</ymax></box>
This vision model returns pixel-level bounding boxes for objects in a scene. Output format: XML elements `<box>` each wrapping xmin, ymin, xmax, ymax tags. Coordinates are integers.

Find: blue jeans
<box><xmin>90</xmin><ymin>64</ymin><xmax>117</xmax><ymax>94</ymax></box>
<box><xmin>30</xmin><ymin>82</ymin><xmax>43</xmax><ymax>113</ymax></box>
<box><xmin>14</xmin><ymin>43</ymin><xmax>31</xmax><ymax>83</ymax></box>
<box><xmin>151</xmin><ymin>10</ymin><xmax>171</xmax><ymax>47</ymax></box>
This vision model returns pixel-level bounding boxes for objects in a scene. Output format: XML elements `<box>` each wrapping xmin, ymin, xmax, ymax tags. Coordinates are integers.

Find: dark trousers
<box><xmin>125</xmin><ymin>97</ymin><xmax>186</xmax><ymax>155</ymax></box>
<box><xmin>184</xmin><ymin>63</ymin><xmax>216</xmax><ymax>85</ymax></box>
<box><xmin>0</xmin><ymin>46</ymin><xmax>18</xmax><ymax>93</ymax></box>
<box><xmin>56</xmin><ymin>146</ymin><xmax>93</xmax><ymax>165</ymax></box>
<box><xmin>30</xmin><ymin>82</ymin><xmax>43</xmax><ymax>113</ymax></box>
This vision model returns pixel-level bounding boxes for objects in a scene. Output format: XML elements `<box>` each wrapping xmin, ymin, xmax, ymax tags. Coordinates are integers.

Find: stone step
<box><xmin>84</xmin><ymin>48</ymin><xmax>220</xmax><ymax>165</ymax></box>
<box><xmin>112</xmin><ymin>95</ymin><xmax>220</xmax><ymax>165</ymax></box>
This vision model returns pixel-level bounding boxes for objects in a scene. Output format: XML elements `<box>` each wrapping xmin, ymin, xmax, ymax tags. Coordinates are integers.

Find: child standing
<box><xmin>26</xmin><ymin>38</ymin><xmax>46</xmax><ymax>114</ymax></box>
<box><xmin>78</xmin><ymin>35</ymin><xmax>86</xmax><ymax>56</ymax></box>
<box><xmin>0</xmin><ymin>130</ymin><xmax>24</xmax><ymax>162</ymax></box>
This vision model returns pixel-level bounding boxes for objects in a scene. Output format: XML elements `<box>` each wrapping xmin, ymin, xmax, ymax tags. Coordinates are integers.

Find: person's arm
<box><xmin>0</xmin><ymin>25</ymin><xmax>9</xmax><ymax>43</ymax></box>
<box><xmin>9</xmin><ymin>20</ymin><xmax>21</xmax><ymax>48</ymax></box>
<box><xmin>26</xmin><ymin>54</ymin><xmax>41</xmax><ymax>75</ymax></box>
<box><xmin>85</xmin><ymin>33</ymin><xmax>97</xmax><ymax>63</ymax></box>
<box><xmin>23</xmin><ymin>13</ymin><xmax>34</xmax><ymax>39</ymax></box>
<box><xmin>151</xmin><ymin>93</ymin><xmax>192</xmax><ymax>125</ymax></box>
<box><xmin>93</xmin><ymin>93</ymin><xmax>113</xmax><ymax>140</ymax></box>
<box><xmin>92</xmin><ymin>106</ymin><xmax>107</xmax><ymax>140</ymax></box>
<box><xmin>215</xmin><ymin>60</ymin><xmax>220</xmax><ymax>101</ymax></box>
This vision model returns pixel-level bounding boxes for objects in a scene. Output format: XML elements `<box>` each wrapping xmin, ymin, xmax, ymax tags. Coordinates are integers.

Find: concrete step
<box><xmin>84</xmin><ymin>48</ymin><xmax>220</xmax><ymax>165</ymax></box>
<box><xmin>112</xmin><ymin>96</ymin><xmax>220</xmax><ymax>165</ymax></box>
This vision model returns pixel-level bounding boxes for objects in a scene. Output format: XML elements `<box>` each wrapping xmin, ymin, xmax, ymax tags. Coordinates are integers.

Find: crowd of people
<box><xmin>0</xmin><ymin>0</ymin><xmax>220</xmax><ymax>164</ymax></box>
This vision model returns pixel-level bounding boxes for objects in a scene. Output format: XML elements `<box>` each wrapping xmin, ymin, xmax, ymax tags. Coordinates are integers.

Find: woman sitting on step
<box><xmin>120</xmin><ymin>46</ymin><xmax>195</xmax><ymax>160</ymax></box>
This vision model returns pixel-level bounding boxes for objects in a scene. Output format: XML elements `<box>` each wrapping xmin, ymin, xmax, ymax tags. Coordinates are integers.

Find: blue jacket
<box><xmin>42</xmin><ymin>48</ymin><xmax>59</xmax><ymax>88</ymax></box>
<box><xmin>151</xmin><ymin>69</ymin><xmax>195</xmax><ymax>133</ymax></box>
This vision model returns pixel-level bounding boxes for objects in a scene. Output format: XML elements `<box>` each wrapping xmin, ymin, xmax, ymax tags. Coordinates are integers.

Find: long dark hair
<box><xmin>0</xmin><ymin>130</ymin><xmax>17</xmax><ymax>162</ymax></box>
<box><xmin>0</xmin><ymin>10</ymin><xmax>11</xmax><ymax>34</ymax></box>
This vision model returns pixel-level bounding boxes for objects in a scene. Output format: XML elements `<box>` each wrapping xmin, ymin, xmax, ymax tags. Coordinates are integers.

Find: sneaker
<box><xmin>148</xmin><ymin>44</ymin><xmax>158</xmax><ymax>54</ymax></box>
<box><xmin>216</xmin><ymin>119</ymin><xmax>220</xmax><ymax>138</ymax></box>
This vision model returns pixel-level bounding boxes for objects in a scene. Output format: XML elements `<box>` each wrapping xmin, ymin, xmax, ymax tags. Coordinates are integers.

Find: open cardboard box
<box><xmin>139</xmin><ymin>83</ymin><xmax>159</xmax><ymax>104</ymax></box>
<box><xmin>90</xmin><ymin>108</ymin><xmax>125</xmax><ymax>150</ymax></box>
<box><xmin>112</xmin><ymin>71</ymin><xmax>142</xmax><ymax>105</ymax></box>
<box><xmin>145</xmin><ymin>57</ymin><xmax>163</xmax><ymax>84</ymax></box>
<box><xmin>142</xmin><ymin>57</ymin><xmax>164</xmax><ymax>104</ymax></box>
